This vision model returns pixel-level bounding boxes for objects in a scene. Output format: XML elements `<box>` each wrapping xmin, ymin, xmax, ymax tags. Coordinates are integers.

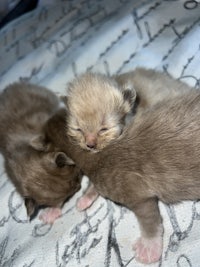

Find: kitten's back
<box><xmin>0</xmin><ymin>82</ymin><xmax>60</xmax><ymax>149</ymax></box>
<box><xmin>115</xmin><ymin>68</ymin><xmax>191</xmax><ymax>110</ymax></box>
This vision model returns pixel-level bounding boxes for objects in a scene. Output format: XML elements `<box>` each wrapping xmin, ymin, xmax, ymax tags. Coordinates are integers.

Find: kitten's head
<box><xmin>64</xmin><ymin>73</ymin><xmax>136</xmax><ymax>152</ymax></box>
<box><xmin>6</xmin><ymin>133</ymin><xmax>82</xmax><ymax>219</ymax></box>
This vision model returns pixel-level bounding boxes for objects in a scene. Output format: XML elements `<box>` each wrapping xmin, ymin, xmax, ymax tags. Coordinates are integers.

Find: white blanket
<box><xmin>0</xmin><ymin>0</ymin><xmax>200</xmax><ymax>266</ymax></box>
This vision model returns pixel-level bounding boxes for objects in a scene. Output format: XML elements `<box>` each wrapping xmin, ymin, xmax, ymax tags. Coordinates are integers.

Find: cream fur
<box><xmin>66</xmin><ymin>72</ymin><xmax>132</xmax><ymax>151</ymax></box>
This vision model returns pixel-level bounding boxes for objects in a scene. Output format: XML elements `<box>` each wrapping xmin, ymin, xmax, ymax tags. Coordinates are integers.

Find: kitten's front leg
<box><xmin>130</xmin><ymin>198</ymin><xmax>163</xmax><ymax>264</ymax></box>
<box><xmin>76</xmin><ymin>183</ymin><xmax>99</xmax><ymax>211</ymax></box>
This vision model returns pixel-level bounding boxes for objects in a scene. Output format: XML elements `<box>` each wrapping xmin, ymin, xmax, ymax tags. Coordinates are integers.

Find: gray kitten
<box><xmin>69</xmin><ymin>68</ymin><xmax>191</xmax><ymax>211</ymax></box>
<box><xmin>0</xmin><ymin>82</ymin><xmax>81</xmax><ymax>223</ymax></box>
<box><xmin>46</xmin><ymin>88</ymin><xmax>200</xmax><ymax>264</ymax></box>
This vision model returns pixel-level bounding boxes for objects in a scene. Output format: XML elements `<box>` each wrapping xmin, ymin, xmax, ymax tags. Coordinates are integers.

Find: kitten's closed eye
<box><xmin>99</xmin><ymin>128</ymin><xmax>108</xmax><ymax>133</ymax></box>
<box><xmin>69</xmin><ymin>127</ymin><xmax>82</xmax><ymax>133</ymax></box>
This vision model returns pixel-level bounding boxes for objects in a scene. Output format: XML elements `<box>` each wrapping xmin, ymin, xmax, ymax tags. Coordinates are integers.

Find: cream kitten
<box><xmin>64</xmin><ymin>72</ymin><xmax>136</xmax><ymax>152</ymax></box>
<box><xmin>63</xmin><ymin>68</ymin><xmax>191</xmax><ymax>211</ymax></box>
<box><xmin>47</xmin><ymin>89</ymin><xmax>200</xmax><ymax>264</ymax></box>
<box><xmin>65</xmin><ymin>69</ymin><xmax>190</xmax><ymax>153</ymax></box>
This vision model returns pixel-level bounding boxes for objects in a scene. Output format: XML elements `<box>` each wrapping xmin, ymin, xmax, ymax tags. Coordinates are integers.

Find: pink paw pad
<box><xmin>133</xmin><ymin>236</ymin><xmax>162</xmax><ymax>264</ymax></box>
<box><xmin>39</xmin><ymin>207</ymin><xmax>62</xmax><ymax>224</ymax></box>
<box><xmin>76</xmin><ymin>196</ymin><xmax>94</xmax><ymax>211</ymax></box>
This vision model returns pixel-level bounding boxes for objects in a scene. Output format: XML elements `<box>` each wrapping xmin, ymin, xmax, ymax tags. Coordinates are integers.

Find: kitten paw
<box><xmin>76</xmin><ymin>184</ymin><xmax>99</xmax><ymax>211</ymax></box>
<box><xmin>133</xmin><ymin>235</ymin><xmax>162</xmax><ymax>264</ymax></box>
<box><xmin>76</xmin><ymin>195</ymin><xmax>94</xmax><ymax>211</ymax></box>
<box><xmin>39</xmin><ymin>207</ymin><xmax>62</xmax><ymax>224</ymax></box>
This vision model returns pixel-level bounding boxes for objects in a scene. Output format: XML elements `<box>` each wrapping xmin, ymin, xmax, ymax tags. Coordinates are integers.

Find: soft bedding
<box><xmin>0</xmin><ymin>1</ymin><xmax>200</xmax><ymax>266</ymax></box>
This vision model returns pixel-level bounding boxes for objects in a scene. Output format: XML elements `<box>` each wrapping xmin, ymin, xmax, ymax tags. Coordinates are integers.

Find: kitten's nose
<box><xmin>87</xmin><ymin>143</ymin><xmax>96</xmax><ymax>149</ymax></box>
<box><xmin>85</xmin><ymin>133</ymin><xmax>97</xmax><ymax>149</ymax></box>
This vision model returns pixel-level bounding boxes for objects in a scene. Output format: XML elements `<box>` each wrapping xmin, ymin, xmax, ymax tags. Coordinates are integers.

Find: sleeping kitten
<box><xmin>46</xmin><ymin>89</ymin><xmax>200</xmax><ymax>264</ymax></box>
<box><xmin>64</xmin><ymin>69</ymin><xmax>190</xmax><ymax>152</ymax></box>
<box><xmin>63</xmin><ymin>72</ymin><xmax>137</xmax><ymax>210</ymax></box>
<box><xmin>0</xmin><ymin>82</ymin><xmax>81</xmax><ymax>223</ymax></box>
<box><xmin>64</xmin><ymin>69</ymin><xmax>191</xmax><ymax>211</ymax></box>
<box><xmin>64</xmin><ymin>72</ymin><xmax>136</xmax><ymax>152</ymax></box>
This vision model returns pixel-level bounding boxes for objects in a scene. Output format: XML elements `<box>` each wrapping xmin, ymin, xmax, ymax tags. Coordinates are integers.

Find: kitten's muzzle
<box><xmin>85</xmin><ymin>133</ymin><xmax>97</xmax><ymax>149</ymax></box>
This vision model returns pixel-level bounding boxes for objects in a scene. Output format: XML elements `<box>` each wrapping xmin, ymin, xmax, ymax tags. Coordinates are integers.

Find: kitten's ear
<box><xmin>122</xmin><ymin>84</ymin><xmax>137</xmax><ymax>108</ymax></box>
<box><xmin>54</xmin><ymin>152</ymin><xmax>75</xmax><ymax>168</ymax></box>
<box><xmin>24</xmin><ymin>197</ymin><xmax>38</xmax><ymax>220</ymax></box>
<box><xmin>30</xmin><ymin>134</ymin><xmax>48</xmax><ymax>151</ymax></box>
